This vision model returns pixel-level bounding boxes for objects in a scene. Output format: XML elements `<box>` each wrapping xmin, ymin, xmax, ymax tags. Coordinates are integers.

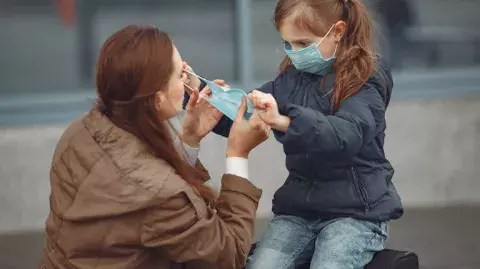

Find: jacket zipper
<box><xmin>351</xmin><ymin>167</ymin><xmax>369</xmax><ymax>213</ymax></box>
<box><xmin>298</xmin><ymin>74</ymin><xmax>309</xmax><ymax>107</ymax></box>
<box><xmin>305</xmin><ymin>181</ymin><xmax>316</xmax><ymax>203</ymax></box>
<box><xmin>300</xmin><ymin>74</ymin><xmax>316</xmax><ymax>205</ymax></box>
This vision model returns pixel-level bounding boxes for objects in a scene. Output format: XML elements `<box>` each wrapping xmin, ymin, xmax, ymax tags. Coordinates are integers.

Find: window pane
<box><xmin>0</xmin><ymin>0</ymin><xmax>235</xmax><ymax>96</ymax></box>
<box><xmin>251</xmin><ymin>0</ymin><xmax>480</xmax><ymax>82</ymax></box>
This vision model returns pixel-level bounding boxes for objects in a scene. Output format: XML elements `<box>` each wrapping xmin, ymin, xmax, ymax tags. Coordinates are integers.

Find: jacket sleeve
<box><xmin>183</xmin><ymin>80</ymin><xmax>276</xmax><ymax>138</ymax></box>
<box><xmin>141</xmin><ymin>174</ymin><xmax>262</xmax><ymax>269</ymax></box>
<box><xmin>275</xmin><ymin>84</ymin><xmax>386</xmax><ymax>159</ymax></box>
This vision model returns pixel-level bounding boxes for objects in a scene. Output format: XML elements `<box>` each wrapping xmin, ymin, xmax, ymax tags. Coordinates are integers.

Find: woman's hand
<box><xmin>248</xmin><ymin>90</ymin><xmax>290</xmax><ymax>133</ymax></box>
<box><xmin>227</xmin><ymin>97</ymin><xmax>271</xmax><ymax>158</ymax></box>
<box><xmin>179</xmin><ymin>81</ymin><xmax>228</xmax><ymax>147</ymax></box>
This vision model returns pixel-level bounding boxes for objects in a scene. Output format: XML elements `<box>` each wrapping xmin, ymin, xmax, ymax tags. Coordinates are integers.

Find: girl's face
<box><xmin>279</xmin><ymin>19</ymin><xmax>346</xmax><ymax>58</ymax></box>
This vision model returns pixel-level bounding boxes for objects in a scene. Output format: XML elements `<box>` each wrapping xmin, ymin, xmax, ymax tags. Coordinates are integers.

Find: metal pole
<box><xmin>76</xmin><ymin>0</ymin><xmax>95</xmax><ymax>87</ymax></box>
<box><xmin>234</xmin><ymin>0</ymin><xmax>253</xmax><ymax>90</ymax></box>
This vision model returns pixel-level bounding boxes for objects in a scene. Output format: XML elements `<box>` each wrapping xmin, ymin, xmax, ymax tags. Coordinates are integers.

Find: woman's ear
<box><xmin>333</xmin><ymin>21</ymin><xmax>347</xmax><ymax>41</ymax></box>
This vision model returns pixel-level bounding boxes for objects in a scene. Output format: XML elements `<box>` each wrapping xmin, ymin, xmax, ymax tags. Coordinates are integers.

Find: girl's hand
<box><xmin>248</xmin><ymin>90</ymin><xmax>291</xmax><ymax>133</ymax></box>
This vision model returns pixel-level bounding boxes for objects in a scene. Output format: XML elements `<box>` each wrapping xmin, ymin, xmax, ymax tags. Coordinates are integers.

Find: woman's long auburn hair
<box><xmin>96</xmin><ymin>25</ymin><xmax>215</xmax><ymax>203</ymax></box>
<box><xmin>274</xmin><ymin>0</ymin><xmax>376</xmax><ymax>112</ymax></box>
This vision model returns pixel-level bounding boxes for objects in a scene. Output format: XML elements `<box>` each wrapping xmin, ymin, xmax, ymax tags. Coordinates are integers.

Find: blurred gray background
<box><xmin>1</xmin><ymin>0</ymin><xmax>480</xmax><ymax>268</ymax></box>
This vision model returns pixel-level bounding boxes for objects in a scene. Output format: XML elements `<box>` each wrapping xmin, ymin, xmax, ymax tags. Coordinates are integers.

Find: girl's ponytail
<box><xmin>331</xmin><ymin>0</ymin><xmax>376</xmax><ymax>112</ymax></box>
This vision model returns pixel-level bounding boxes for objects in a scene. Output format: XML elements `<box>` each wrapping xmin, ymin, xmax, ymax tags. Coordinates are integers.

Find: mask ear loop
<box><xmin>332</xmin><ymin>42</ymin><xmax>339</xmax><ymax>58</ymax></box>
<box><xmin>182</xmin><ymin>69</ymin><xmax>212</xmax><ymax>99</ymax></box>
<box><xmin>183</xmin><ymin>68</ymin><xmax>208</xmax><ymax>83</ymax></box>
<box><xmin>183</xmin><ymin>83</ymin><xmax>209</xmax><ymax>100</ymax></box>
<box><xmin>322</xmin><ymin>32</ymin><xmax>341</xmax><ymax>98</ymax></box>
<box><xmin>315</xmin><ymin>24</ymin><xmax>336</xmax><ymax>47</ymax></box>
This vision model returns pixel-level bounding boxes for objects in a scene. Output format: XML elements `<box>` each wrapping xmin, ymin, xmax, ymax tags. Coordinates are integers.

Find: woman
<box><xmin>40</xmin><ymin>25</ymin><xmax>270</xmax><ymax>269</ymax></box>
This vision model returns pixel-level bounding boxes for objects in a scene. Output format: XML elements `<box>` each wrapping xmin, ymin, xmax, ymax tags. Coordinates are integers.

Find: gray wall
<box><xmin>2</xmin><ymin>96</ymin><xmax>480</xmax><ymax>233</ymax></box>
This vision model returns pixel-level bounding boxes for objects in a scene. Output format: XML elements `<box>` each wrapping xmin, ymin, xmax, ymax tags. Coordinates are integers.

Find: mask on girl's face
<box><xmin>183</xmin><ymin>70</ymin><xmax>254</xmax><ymax>121</ymax></box>
<box><xmin>284</xmin><ymin>24</ymin><xmax>337</xmax><ymax>75</ymax></box>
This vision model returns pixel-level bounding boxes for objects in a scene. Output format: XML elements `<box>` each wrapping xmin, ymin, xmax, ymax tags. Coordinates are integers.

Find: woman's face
<box><xmin>156</xmin><ymin>46</ymin><xmax>188</xmax><ymax>119</ymax></box>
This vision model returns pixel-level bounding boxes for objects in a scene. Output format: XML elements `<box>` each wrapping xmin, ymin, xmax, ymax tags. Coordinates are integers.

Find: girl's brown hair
<box><xmin>96</xmin><ymin>25</ymin><xmax>215</xmax><ymax>203</ymax></box>
<box><xmin>274</xmin><ymin>0</ymin><xmax>376</xmax><ymax>112</ymax></box>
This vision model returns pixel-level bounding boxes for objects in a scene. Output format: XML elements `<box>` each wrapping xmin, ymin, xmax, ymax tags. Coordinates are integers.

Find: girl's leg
<box><xmin>310</xmin><ymin>218</ymin><xmax>388</xmax><ymax>269</ymax></box>
<box><xmin>246</xmin><ymin>215</ymin><xmax>315</xmax><ymax>269</ymax></box>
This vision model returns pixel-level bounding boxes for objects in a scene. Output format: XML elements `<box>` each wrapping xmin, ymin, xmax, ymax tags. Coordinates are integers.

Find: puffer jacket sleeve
<box><xmin>275</xmin><ymin>83</ymin><xmax>386</xmax><ymax>160</ymax></box>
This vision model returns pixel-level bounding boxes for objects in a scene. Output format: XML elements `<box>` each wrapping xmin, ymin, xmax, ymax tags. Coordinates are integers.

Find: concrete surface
<box><xmin>1</xmin><ymin>207</ymin><xmax>479</xmax><ymax>269</ymax></box>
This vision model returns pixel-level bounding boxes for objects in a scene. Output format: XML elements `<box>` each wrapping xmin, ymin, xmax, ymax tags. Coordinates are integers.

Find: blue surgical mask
<box><xmin>284</xmin><ymin>24</ymin><xmax>337</xmax><ymax>75</ymax></box>
<box><xmin>202</xmin><ymin>79</ymin><xmax>254</xmax><ymax>121</ymax></box>
<box><xmin>183</xmin><ymin>70</ymin><xmax>254</xmax><ymax>120</ymax></box>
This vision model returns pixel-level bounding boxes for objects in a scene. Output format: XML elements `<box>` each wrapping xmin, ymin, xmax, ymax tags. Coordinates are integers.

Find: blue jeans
<box><xmin>246</xmin><ymin>215</ymin><xmax>388</xmax><ymax>269</ymax></box>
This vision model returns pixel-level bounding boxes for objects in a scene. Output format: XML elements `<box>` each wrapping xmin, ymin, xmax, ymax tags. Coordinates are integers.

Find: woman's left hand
<box><xmin>179</xmin><ymin>81</ymin><xmax>226</xmax><ymax>147</ymax></box>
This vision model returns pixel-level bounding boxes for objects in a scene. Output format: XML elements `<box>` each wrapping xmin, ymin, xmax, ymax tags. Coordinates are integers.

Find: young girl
<box><xmin>185</xmin><ymin>0</ymin><xmax>403</xmax><ymax>268</ymax></box>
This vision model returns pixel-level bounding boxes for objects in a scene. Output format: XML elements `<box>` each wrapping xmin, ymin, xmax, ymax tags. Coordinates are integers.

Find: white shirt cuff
<box><xmin>226</xmin><ymin>157</ymin><xmax>249</xmax><ymax>180</ymax></box>
<box><xmin>173</xmin><ymin>136</ymin><xmax>200</xmax><ymax>166</ymax></box>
